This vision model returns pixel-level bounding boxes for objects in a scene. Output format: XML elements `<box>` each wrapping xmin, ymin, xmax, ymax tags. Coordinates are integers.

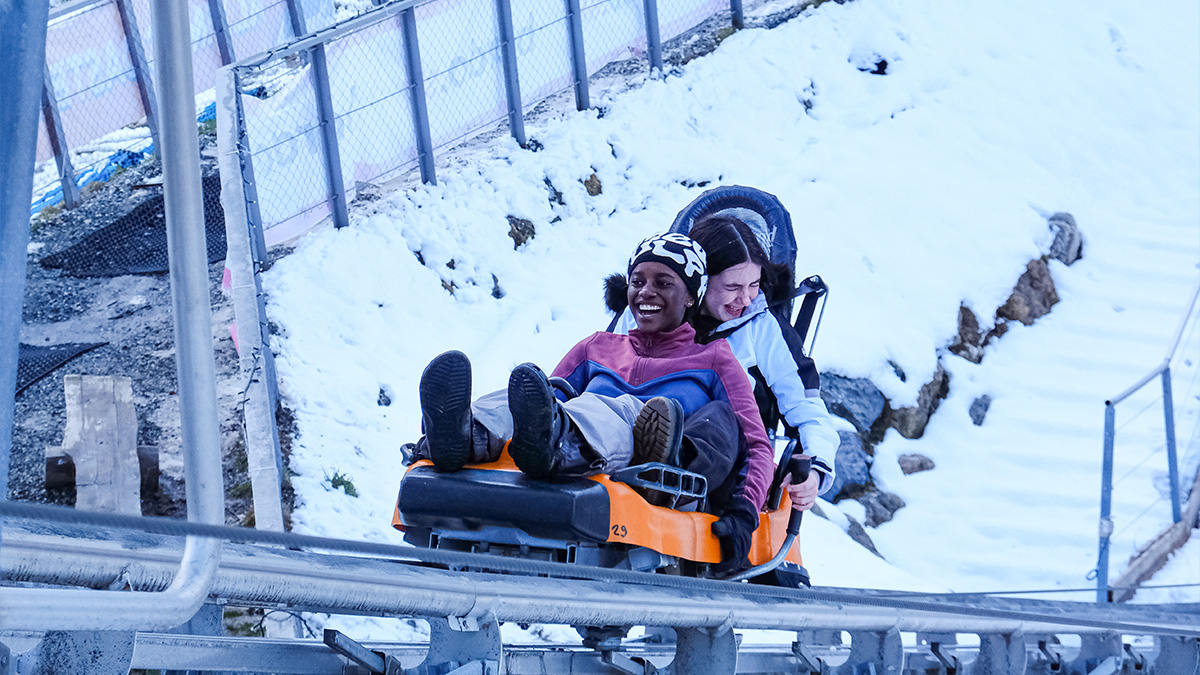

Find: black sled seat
<box><xmin>397</xmin><ymin>464</ymin><xmax>611</xmax><ymax>543</ymax></box>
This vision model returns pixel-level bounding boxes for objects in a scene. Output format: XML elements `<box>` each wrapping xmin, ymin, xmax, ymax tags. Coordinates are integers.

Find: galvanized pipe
<box><xmin>0</xmin><ymin>0</ymin><xmax>222</xmax><ymax>632</ymax></box>
<box><xmin>1162</xmin><ymin>368</ymin><xmax>1182</xmax><ymax>523</ymax></box>
<box><xmin>565</xmin><ymin>0</ymin><xmax>590</xmax><ymax>111</ymax></box>
<box><xmin>642</xmin><ymin>0</ymin><xmax>662</xmax><ymax>71</ymax></box>
<box><xmin>3</xmin><ymin>527</ymin><xmax>1195</xmax><ymax>638</ymax></box>
<box><xmin>40</xmin><ymin>66</ymin><xmax>82</xmax><ymax>209</ymax></box>
<box><xmin>402</xmin><ymin>7</ymin><xmax>438</xmax><ymax>184</ymax></box>
<box><xmin>0</xmin><ymin>0</ymin><xmax>49</xmax><ymax>506</ymax></box>
<box><xmin>1096</xmin><ymin>403</ymin><xmax>1116</xmax><ymax>603</ymax></box>
<box><xmin>496</xmin><ymin>0</ymin><xmax>528</xmax><ymax>147</ymax></box>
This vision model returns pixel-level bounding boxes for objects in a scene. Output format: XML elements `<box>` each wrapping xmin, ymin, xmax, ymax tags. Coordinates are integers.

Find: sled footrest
<box><xmin>611</xmin><ymin>462</ymin><xmax>706</xmax><ymax>510</ymax></box>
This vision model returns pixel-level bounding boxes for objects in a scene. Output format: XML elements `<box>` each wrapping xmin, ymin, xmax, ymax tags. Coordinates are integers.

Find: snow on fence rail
<box><xmin>217</xmin><ymin>0</ymin><xmax>726</xmax><ymax>531</ymax></box>
<box><xmin>32</xmin><ymin>0</ymin><xmax>337</xmax><ymax>214</ymax></box>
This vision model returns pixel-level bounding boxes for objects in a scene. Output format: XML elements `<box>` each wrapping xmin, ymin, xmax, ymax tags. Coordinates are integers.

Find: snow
<box><xmin>262</xmin><ymin>0</ymin><xmax>1200</xmax><ymax>638</ymax></box>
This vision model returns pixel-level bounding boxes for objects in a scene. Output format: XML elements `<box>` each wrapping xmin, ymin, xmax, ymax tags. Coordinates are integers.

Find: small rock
<box><xmin>507</xmin><ymin>216</ymin><xmax>535</xmax><ymax>249</ymax></box>
<box><xmin>1047</xmin><ymin>212</ymin><xmax>1083</xmax><ymax>266</ymax></box>
<box><xmin>377</xmin><ymin>387</ymin><xmax>391</xmax><ymax>407</ymax></box>
<box><xmin>969</xmin><ymin>394</ymin><xmax>992</xmax><ymax>426</ymax></box>
<box><xmin>858</xmin><ymin>489</ymin><xmax>906</xmax><ymax>528</ymax></box>
<box><xmin>829</xmin><ymin>431</ymin><xmax>871</xmax><ymax>499</ymax></box>
<box><xmin>583</xmin><ymin>173</ymin><xmax>602</xmax><ymax>196</ymax></box>
<box><xmin>948</xmin><ymin>304</ymin><xmax>986</xmax><ymax>364</ymax></box>
<box><xmin>820</xmin><ymin>373</ymin><xmax>887</xmax><ymax>438</ymax></box>
<box><xmin>890</xmin><ymin>362</ymin><xmax>949</xmax><ymax>439</ymax></box>
<box><xmin>846</xmin><ymin>516</ymin><xmax>883</xmax><ymax>557</ymax></box>
<box><xmin>898</xmin><ymin>453</ymin><xmax>935</xmax><ymax>475</ymax></box>
<box><xmin>996</xmin><ymin>258</ymin><xmax>1059</xmax><ymax>326</ymax></box>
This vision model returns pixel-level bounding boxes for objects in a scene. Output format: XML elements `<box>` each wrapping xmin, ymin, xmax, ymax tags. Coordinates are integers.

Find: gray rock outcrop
<box><xmin>997</xmin><ymin>258</ymin><xmax>1059</xmax><ymax>326</ymax></box>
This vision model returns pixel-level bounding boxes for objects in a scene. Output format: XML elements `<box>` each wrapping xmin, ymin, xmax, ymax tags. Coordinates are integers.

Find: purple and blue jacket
<box><xmin>551</xmin><ymin>322</ymin><xmax>775</xmax><ymax>510</ymax></box>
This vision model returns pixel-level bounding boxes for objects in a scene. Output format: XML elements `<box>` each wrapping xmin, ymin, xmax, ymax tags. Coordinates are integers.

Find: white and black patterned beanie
<box><xmin>627</xmin><ymin>233</ymin><xmax>708</xmax><ymax>302</ymax></box>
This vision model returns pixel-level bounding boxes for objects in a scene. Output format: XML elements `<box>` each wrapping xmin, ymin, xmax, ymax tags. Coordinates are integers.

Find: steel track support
<box><xmin>1068</xmin><ymin>633</ymin><xmax>1123</xmax><ymax>674</ymax></box>
<box><xmin>838</xmin><ymin>628</ymin><xmax>903</xmax><ymax>675</ymax></box>
<box><xmin>1154</xmin><ymin>636</ymin><xmax>1199</xmax><ymax>673</ymax></box>
<box><xmin>672</xmin><ymin>625</ymin><xmax>739</xmax><ymax>674</ymax></box>
<box><xmin>416</xmin><ymin>616</ymin><xmax>501</xmax><ymax>674</ymax></box>
<box><xmin>971</xmin><ymin>633</ymin><xmax>1026</xmax><ymax>675</ymax></box>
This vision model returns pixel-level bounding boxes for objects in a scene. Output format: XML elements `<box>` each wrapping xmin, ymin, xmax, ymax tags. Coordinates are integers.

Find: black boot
<box><xmin>419</xmin><ymin>350</ymin><xmax>473</xmax><ymax>472</ymax></box>
<box><xmin>507</xmin><ymin>363</ymin><xmax>567</xmax><ymax>479</ymax></box>
<box><xmin>632</xmin><ymin>396</ymin><xmax>684</xmax><ymax>467</ymax></box>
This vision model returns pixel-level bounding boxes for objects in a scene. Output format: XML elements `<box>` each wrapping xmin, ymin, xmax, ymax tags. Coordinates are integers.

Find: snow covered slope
<box><xmin>263</xmin><ymin>0</ymin><xmax>1199</xmax><ymax>620</ymax></box>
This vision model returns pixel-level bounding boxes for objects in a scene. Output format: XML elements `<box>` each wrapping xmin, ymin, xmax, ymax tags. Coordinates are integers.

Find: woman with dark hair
<box><xmin>611</xmin><ymin>213</ymin><xmax>840</xmax><ymax>514</ymax></box>
<box><xmin>414</xmin><ymin>233</ymin><xmax>772</xmax><ymax>575</ymax></box>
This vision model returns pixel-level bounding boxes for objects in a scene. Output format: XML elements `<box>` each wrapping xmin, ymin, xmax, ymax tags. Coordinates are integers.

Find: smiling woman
<box><xmin>409</xmin><ymin>233</ymin><xmax>777</xmax><ymax>576</ymax></box>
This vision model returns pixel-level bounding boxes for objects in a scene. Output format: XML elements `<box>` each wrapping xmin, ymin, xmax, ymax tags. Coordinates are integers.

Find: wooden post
<box><xmin>45</xmin><ymin>375</ymin><xmax>143</xmax><ymax>515</ymax></box>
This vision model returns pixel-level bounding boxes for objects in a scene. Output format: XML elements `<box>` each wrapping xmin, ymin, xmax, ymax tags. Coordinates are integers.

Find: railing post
<box><xmin>730</xmin><ymin>0</ymin><xmax>743</xmax><ymax>30</ymax></box>
<box><xmin>1</xmin><ymin>0</ymin><xmax>50</xmax><ymax>511</ymax></box>
<box><xmin>114</xmin><ymin>0</ymin><xmax>161</xmax><ymax>156</ymax></box>
<box><xmin>311</xmin><ymin>46</ymin><xmax>350</xmax><ymax>229</ymax></box>
<box><xmin>401</xmin><ymin>7</ymin><xmax>437</xmax><ymax>185</ymax></box>
<box><xmin>565</xmin><ymin>0</ymin><xmax>590</xmax><ymax>111</ymax></box>
<box><xmin>643</xmin><ymin>0</ymin><xmax>662</xmax><ymax>72</ymax></box>
<box><xmin>207</xmin><ymin>0</ymin><xmax>236</xmax><ymax>65</ymax></box>
<box><xmin>495</xmin><ymin>0</ymin><xmax>527</xmax><ymax>147</ymax></box>
<box><xmin>1096</xmin><ymin>402</ymin><xmax>1116</xmax><ymax>603</ymax></box>
<box><xmin>283</xmin><ymin>0</ymin><xmax>350</xmax><ymax>227</ymax></box>
<box><xmin>1162</xmin><ymin>367</ymin><xmax>1182</xmax><ymax>523</ymax></box>
<box><xmin>41</xmin><ymin>66</ymin><xmax>81</xmax><ymax>209</ymax></box>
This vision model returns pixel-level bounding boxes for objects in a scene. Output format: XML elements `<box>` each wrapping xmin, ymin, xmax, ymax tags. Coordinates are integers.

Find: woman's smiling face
<box><xmin>627</xmin><ymin>261</ymin><xmax>690</xmax><ymax>334</ymax></box>
<box><xmin>702</xmin><ymin>261</ymin><xmax>761</xmax><ymax>322</ymax></box>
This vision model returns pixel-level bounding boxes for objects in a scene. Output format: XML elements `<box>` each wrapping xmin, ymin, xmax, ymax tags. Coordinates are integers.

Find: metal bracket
<box><xmin>672</xmin><ymin>624</ymin><xmax>739</xmax><ymax>674</ymax></box>
<box><xmin>417</xmin><ymin>615</ymin><xmax>502</xmax><ymax>675</ymax></box>
<box><xmin>603</xmin><ymin>649</ymin><xmax>658</xmax><ymax>674</ymax></box>
<box><xmin>1122</xmin><ymin>643</ymin><xmax>1146</xmax><ymax>671</ymax></box>
<box><xmin>792</xmin><ymin>639</ymin><xmax>825</xmax><ymax>674</ymax></box>
<box><xmin>1038</xmin><ymin>639</ymin><xmax>1064</xmax><ymax>672</ymax></box>
<box><xmin>324</xmin><ymin>629</ymin><xmax>405</xmax><ymax>674</ymax></box>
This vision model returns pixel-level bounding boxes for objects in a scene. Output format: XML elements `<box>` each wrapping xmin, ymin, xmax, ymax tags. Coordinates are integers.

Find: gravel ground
<box><xmin>11</xmin><ymin>133</ymin><xmax>260</xmax><ymax>525</ymax></box>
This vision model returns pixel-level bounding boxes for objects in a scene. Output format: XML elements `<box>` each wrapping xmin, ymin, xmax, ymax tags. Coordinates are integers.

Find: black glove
<box><xmin>710</xmin><ymin>496</ymin><xmax>759</xmax><ymax>578</ymax></box>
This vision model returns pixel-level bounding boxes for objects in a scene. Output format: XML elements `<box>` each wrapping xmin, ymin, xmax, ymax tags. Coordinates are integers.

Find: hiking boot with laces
<box><xmin>632</xmin><ymin>396</ymin><xmax>684</xmax><ymax>468</ymax></box>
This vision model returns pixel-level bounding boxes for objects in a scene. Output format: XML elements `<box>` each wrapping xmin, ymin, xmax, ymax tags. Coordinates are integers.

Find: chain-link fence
<box><xmin>31</xmin><ymin>0</ymin><xmax>339</xmax><ymax>219</ymax></box>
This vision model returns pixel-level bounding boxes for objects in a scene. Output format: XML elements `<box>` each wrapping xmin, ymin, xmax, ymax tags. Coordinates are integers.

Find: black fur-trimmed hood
<box><xmin>604</xmin><ymin>273</ymin><xmax>628</xmax><ymax>315</ymax></box>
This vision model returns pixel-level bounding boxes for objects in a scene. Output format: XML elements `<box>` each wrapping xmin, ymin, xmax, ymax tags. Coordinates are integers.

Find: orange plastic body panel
<box><xmin>393</xmin><ymin>450</ymin><xmax>802</xmax><ymax>567</ymax></box>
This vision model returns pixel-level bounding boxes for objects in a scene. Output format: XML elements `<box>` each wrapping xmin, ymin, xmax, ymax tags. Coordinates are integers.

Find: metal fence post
<box><xmin>1161</xmin><ymin>368</ymin><xmax>1182</xmax><ymax>523</ymax></box>
<box><xmin>565</xmin><ymin>0</ymin><xmax>590</xmax><ymax>111</ymax></box>
<box><xmin>283</xmin><ymin>0</ymin><xmax>350</xmax><ymax>228</ymax></box>
<box><xmin>311</xmin><ymin>47</ymin><xmax>351</xmax><ymax>228</ymax></box>
<box><xmin>1096</xmin><ymin>402</ymin><xmax>1116</xmax><ymax>603</ymax></box>
<box><xmin>495</xmin><ymin>0</ymin><xmax>527</xmax><ymax>147</ymax></box>
<box><xmin>115</xmin><ymin>0</ymin><xmax>161</xmax><ymax>156</ymax></box>
<box><xmin>730</xmin><ymin>0</ymin><xmax>743</xmax><ymax>30</ymax></box>
<box><xmin>41</xmin><ymin>67</ymin><xmax>81</xmax><ymax>209</ymax></box>
<box><xmin>401</xmin><ymin>7</ymin><xmax>437</xmax><ymax>185</ymax></box>
<box><xmin>1</xmin><ymin>0</ymin><xmax>50</xmax><ymax>507</ymax></box>
<box><xmin>643</xmin><ymin>0</ymin><xmax>662</xmax><ymax>72</ymax></box>
<box><xmin>207</xmin><ymin>0</ymin><xmax>236</xmax><ymax>65</ymax></box>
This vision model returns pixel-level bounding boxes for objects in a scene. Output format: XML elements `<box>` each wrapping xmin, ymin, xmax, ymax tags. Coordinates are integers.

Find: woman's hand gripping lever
<box><xmin>727</xmin><ymin>455</ymin><xmax>810</xmax><ymax>582</ymax></box>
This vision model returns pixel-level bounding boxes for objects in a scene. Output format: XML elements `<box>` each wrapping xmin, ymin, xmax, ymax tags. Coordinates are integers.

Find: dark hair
<box><xmin>688</xmin><ymin>214</ymin><xmax>791</xmax><ymax>304</ymax></box>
